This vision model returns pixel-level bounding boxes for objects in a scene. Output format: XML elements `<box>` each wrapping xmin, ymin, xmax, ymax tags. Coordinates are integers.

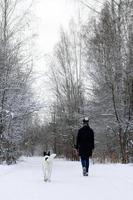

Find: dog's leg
<box><xmin>44</xmin><ymin>170</ymin><xmax>47</xmax><ymax>182</ymax></box>
<box><xmin>45</xmin><ymin>167</ymin><xmax>50</xmax><ymax>182</ymax></box>
<box><xmin>43</xmin><ymin>166</ymin><xmax>48</xmax><ymax>182</ymax></box>
<box><xmin>47</xmin><ymin>164</ymin><xmax>52</xmax><ymax>182</ymax></box>
<box><xmin>44</xmin><ymin>176</ymin><xmax>47</xmax><ymax>182</ymax></box>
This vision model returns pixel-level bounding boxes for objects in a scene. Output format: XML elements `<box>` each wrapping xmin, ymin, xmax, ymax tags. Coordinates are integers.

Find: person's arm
<box><xmin>76</xmin><ymin>130</ymin><xmax>80</xmax><ymax>150</ymax></box>
<box><xmin>91</xmin><ymin>129</ymin><xmax>95</xmax><ymax>150</ymax></box>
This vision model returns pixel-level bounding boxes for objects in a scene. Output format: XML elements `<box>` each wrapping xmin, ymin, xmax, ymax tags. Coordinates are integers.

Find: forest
<box><xmin>0</xmin><ymin>0</ymin><xmax>133</xmax><ymax>164</ymax></box>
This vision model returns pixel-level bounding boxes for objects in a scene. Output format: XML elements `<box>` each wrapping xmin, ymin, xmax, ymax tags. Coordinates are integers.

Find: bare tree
<box><xmin>47</xmin><ymin>22</ymin><xmax>85</xmax><ymax>159</ymax></box>
<box><xmin>83</xmin><ymin>0</ymin><xmax>133</xmax><ymax>163</ymax></box>
<box><xmin>0</xmin><ymin>0</ymin><xmax>35</xmax><ymax>164</ymax></box>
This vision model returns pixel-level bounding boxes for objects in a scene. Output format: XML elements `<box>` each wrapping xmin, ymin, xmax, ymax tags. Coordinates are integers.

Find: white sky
<box><xmin>33</xmin><ymin>0</ymin><xmax>104</xmax><ymax>57</ymax></box>
<box><xmin>31</xmin><ymin>0</ymin><xmax>82</xmax><ymax>108</ymax></box>
<box><xmin>30</xmin><ymin>0</ymin><xmax>104</xmax><ymax>120</ymax></box>
<box><xmin>34</xmin><ymin>0</ymin><xmax>79</xmax><ymax>55</ymax></box>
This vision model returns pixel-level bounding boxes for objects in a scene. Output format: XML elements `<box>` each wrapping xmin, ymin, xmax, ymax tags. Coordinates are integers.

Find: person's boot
<box><xmin>85</xmin><ymin>172</ymin><xmax>88</xmax><ymax>176</ymax></box>
<box><xmin>83</xmin><ymin>167</ymin><xmax>86</xmax><ymax>176</ymax></box>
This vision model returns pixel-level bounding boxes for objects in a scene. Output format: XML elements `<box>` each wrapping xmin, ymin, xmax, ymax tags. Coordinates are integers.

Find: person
<box><xmin>76</xmin><ymin>117</ymin><xmax>94</xmax><ymax>176</ymax></box>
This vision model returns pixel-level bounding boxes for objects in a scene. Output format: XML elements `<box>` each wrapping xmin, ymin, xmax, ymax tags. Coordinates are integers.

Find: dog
<box><xmin>42</xmin><ymin>151</ymin><xmax>56</xmax><ymax>182</ymax></box>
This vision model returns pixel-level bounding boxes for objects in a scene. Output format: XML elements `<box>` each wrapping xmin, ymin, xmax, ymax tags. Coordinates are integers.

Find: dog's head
<box><xmin>43</xmin><ymin>151</ymin><xmax>51</xmax><ymax>161</ymax></box>
<box><xmin>43</xmin><ymin>152</ymin><xmax>56</xmax><ymax>162</ymax></box>
<box><xmin>43</xmin><ymin>151</ymin><xmax>50</xmax><ymax>157</ymax></box>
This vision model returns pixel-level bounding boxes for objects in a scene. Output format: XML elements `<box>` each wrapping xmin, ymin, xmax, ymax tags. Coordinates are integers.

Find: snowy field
<box><xmin>0</xmin><ymin>157</ymin><xmax>133</xmax><ymax>200</ymax></box>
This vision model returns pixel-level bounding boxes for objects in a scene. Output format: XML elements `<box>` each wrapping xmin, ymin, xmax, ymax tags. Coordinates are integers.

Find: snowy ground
<box><xmin>0</xmin><ymin>157</ymin><xmax>133</xmax><ymax>200</ymax></box>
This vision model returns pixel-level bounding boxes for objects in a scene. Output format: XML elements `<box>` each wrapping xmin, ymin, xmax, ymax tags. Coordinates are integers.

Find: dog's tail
<box><xmin>47</xmin><ymin>154</ymin><xmax>56</xmax><ymax>162</ymax></box>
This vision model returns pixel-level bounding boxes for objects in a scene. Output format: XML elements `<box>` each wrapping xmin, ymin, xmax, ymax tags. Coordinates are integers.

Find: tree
<box><xmin>82</xmin><ymin>0</ymin><xmax>133</xmax><ymax>163</ymax></box>
<box><xmin>47</xmin><ymin>22</ymin><xmax>85</xmax><ymax>159</ymax></box>
<box><xmin>0</xmin><ymin>0</ymin><xmax>35</xmax><ymax>164</ymax></box>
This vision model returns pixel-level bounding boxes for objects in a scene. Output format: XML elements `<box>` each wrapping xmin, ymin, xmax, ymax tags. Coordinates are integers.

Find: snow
<box><xmin>0</xmin><ymin>157</ymin><xmax>133</xmax><ymax>200</ymax></box>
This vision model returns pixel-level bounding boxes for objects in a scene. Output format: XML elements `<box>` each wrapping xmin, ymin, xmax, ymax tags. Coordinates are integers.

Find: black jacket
<box><xmin>76</xmin><ymin>125</ymin><xmax>94</xmax><ymax>157</ymax></box>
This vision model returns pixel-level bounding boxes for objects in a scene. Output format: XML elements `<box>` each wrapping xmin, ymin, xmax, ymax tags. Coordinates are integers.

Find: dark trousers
<box><xmin>81</xmin><ymin>156</ymin><xmax>89</xmax><ymax>173</ymax></box>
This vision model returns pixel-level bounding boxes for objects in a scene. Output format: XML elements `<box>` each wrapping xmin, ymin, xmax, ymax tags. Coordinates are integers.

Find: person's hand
<box><xmin>74</xmin><ymin>148</ymin><xmax>79</xmax><ymax>157</ymax></box>
<box><xmin>76</xmin><ymin>150</ymin><xmax>79</xmax><ymax>157</ymax></box>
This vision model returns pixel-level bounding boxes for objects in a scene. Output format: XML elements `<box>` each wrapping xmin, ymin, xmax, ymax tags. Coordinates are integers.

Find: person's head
<box><xmin>83</xmin><ymin>117</ymin><xmax>89</xmax><ymax>126</ymax></box>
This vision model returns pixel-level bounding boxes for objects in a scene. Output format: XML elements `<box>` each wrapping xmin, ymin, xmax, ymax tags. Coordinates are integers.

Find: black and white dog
<box><xmin>42</xmin><ymin>151</ymin><xmax>56</xmax><ymax>182</ymax></box>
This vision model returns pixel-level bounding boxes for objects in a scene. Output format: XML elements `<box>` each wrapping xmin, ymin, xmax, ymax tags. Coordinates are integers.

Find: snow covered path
<box><xmin>0</xmin><ymin>157</ymin><xmax>133</xmax><ymax>200</ymax></box>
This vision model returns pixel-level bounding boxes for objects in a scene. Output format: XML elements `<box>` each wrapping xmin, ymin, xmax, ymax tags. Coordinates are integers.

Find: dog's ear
<box><xmin>47</xmin><ymin>151</ymin><xmax>50</xmax><ymax>156</ymax></box>
<box><xmin>43</xmin><ymin>151</ymin><xmax>47</xmax><ymax>156</ymax></box>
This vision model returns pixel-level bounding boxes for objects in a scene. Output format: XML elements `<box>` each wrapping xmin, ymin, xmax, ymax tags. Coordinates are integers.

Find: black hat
<box><xmin>83</xmin><ymin>117</ymin><xmax>89</xmax><ymax>123</ymax></box>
